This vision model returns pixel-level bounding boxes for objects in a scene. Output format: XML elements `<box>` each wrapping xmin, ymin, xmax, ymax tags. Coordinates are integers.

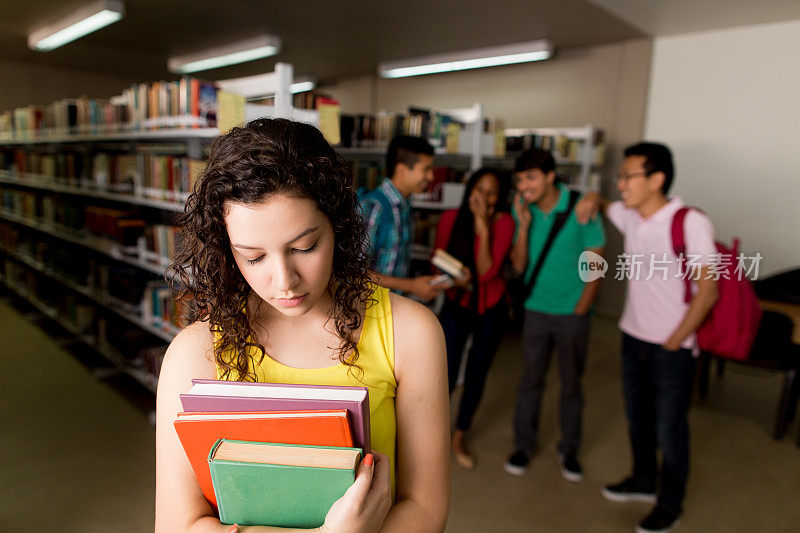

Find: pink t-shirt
<box><xmin>607</xmin><ymin>197</ymin><xmax>716</xmax><ymax>350</ymax></box>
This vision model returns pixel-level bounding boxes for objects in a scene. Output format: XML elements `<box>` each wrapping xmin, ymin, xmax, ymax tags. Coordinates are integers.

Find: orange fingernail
<box><xmin>363</xmin><ymin>453</ymin><xmax>374</xmax><ymax>467</ymax></box>
<box><xmin>227</xmin><ymin>524</ymin><xmax>238</xmax><ymax>533</ymax></box>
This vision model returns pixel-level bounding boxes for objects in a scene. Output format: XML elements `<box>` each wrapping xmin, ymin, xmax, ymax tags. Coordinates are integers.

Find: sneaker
<box><xmin>636</xmin><ymin>506</ymin><xmax>681</xmax><ymax>533</ymax></box>
<box><xmin>503</xmin><ymin>450</ymin><xmax>531</xmax><ymax>476</ymax></box>
<box><xmin>601</xmin><ymin>477</ymin><xmax>657</xmax><ymax>503</ymax></box>
<box><xmin>557</xmin><ymin>453</ymin><xmax>584</xmax><ymax>482</ymax></box>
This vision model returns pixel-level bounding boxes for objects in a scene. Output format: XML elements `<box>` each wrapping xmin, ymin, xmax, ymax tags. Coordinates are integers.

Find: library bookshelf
<box><xmin>0</xmin><ymin>128</ymin><xmax>214</xmax><ymax>394</ymax></box>
<box><xmin>0</xmin><ymin>63</ymin><xmax>316</xmax><ymax>396</ymax></box>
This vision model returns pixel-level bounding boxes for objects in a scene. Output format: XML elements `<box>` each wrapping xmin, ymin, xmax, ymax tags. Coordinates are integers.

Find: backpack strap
<box><xmin>671</xmin><ymin>206</ymin><xmax>692</xmax><ymax>304</ymax></box>
<box><xmin>524</xmin><ymin>189</ymin><xmax>581</xmax><ymax>298</ymax></box>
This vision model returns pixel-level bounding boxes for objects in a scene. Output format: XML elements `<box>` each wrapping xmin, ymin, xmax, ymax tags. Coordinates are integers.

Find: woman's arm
<box><xmin>474</xmin><ymin>223</ymin><xmax>493</xmax><ymax>277</ymax></box>
<box><xmin>381</xmin><ymin>295</ymin><xmax>451</xmax><ymax>532</ymax></box>
<box><xmin>155</xmin><ymin>322</ymin><xmax>221</xmax><ymax>532</ymax></box>
<box><xmin>155</xmin><ymin>323</ymin><xmax>316</xmax><ymax>533</ymax></box>
<box><xmin>476</xmin><ymin>214</ymin><xmax>515</xmax><ymax>282</ymax></box>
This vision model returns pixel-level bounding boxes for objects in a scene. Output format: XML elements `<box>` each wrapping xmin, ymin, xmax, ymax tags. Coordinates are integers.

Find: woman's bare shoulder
<box><xmin>388</xmin><ymin>292</ymin><xmax>439</xmax><ymax>329</ymax></box>
<box><xmin>158</xmin><ymin>321</ymin><xmax>217</xmax><ymax>393</ymax></box>
<box><xmin>387</xmin><ymin>293</ymin><xmax>445</xmax><ymax>379</ymax></box>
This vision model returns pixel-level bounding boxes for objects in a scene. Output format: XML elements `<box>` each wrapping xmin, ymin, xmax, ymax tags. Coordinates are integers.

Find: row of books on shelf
<box><xmin>339</xmin><ymin>107</ymin><xmax>505</xmax><ymax>155</ymax></box>
<box><xmin>0</xmin><ymin>189</ymin><xmax>180</xmax><ymax>265</ymax></box>
<box><xmin>142</xmin><ymin>280</ymin><xmax>184</xmax><ymax>333</ymax></box>
<box><xmin>4</xmin><ymin>261</ymin><xmax>95</xmax><ymax>331</ymax></box>
<box><xmin>251</xmin><ymin>92</ymin><xmax>339</xmax><ymax>113</ymax></box>
<box><xmin>351</xmin><ymin>160</ymin><xmax>466</xmax><ymax>201</ymax></box>
<box><xmin>0</xmin><ymin>226</ymin><xmax>183</xmax><ymax>335</ymax></box>
<box><xmin>411</xmin><ymin>211</ymin><xmax>443</xmax><ymax>263</ymax></box>
<box><xmin>176</xmin><ymin>380</ymin><xmax>370</xmax><ymax>528</ymax></box>
<box><xmin>349</xmin><ymin>159</ymin><xmax>385</xmax><ymax>192</ymax></box>
<box><xmin>3</xmin><ymin>148</ymin><xmax>206</xmax><ymax>202</ymax></box>
<box><xmin>93</xmin><ymin>152</ymin><xmax>205</xmax><ymax>202</ymax></box>
<box><xmin>140</xmin><ymin>225</ymin><xmax>181</xmax><ymax>267</ymax></box>
<box><xmin>131</xmin><ymin>345</ymin><xmax>167</xmax><ymax>379</ymax></box>
<box><xmin>98</xmin><ymin>309</ymin><xmax>171</xmax><ymax>361</ymax></box>
<box><xmin>0</xmin><ymin>77</ymin><xmax>219</xmax><ymax>139</ymax></box>
<box><xmin>3</xmin><ymin>258</ymin><xmax>168</xmax><ymax>383</ymax></box>
<box><xmin>505</xmin><ymin>131</ymin><xmax>606</xmax><ymax>165</ymax></box>
<box><xmin>340</xmin><ymin>109</ymin><xmax>445</xmax><ymax>148</ymax></box>
<box><xmin>2</xmin><ymin>189</ymin><xmax>84</xmax><ymax>234</ymax></box>
<box><xmin>4</xmin><ymin>220</ymin><xmax>129</xmax><ymax>294</ymax></box>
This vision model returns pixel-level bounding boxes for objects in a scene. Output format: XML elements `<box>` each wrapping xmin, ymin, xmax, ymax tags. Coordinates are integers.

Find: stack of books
<box><xmin>175</xmin><ymin>379</ymin><xmax>370</xmax><ymax>528</ymax></box>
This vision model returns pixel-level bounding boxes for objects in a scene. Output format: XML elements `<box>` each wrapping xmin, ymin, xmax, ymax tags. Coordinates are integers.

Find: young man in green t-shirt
<box><xmin>504</xmin><ymin>148</ymin><xmax>605</xmax><ymax>481</ymax></box>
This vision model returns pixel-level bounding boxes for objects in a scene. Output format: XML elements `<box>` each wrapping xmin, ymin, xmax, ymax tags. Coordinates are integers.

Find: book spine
<box><xmin>208</xmin><ymin>438</ymin><xmax>227</xmax><ymax>520</ymax></box>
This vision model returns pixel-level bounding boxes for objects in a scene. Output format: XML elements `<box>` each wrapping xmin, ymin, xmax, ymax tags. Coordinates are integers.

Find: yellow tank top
<box><xmin>215</xmin><ymin>285</ymin><xmax>397</xmax><ymax>493</ymax></box>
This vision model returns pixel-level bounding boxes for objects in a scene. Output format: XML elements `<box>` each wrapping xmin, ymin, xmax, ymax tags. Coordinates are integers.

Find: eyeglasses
<box><xmin>616</xmin><ymin>171</ymin><xmax>649</xmax><ymax>182</ymax></box>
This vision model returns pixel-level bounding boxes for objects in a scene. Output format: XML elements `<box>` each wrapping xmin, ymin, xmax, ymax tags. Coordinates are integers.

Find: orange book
<box><xmin>174</xmin><ymin>409</ymin><xmax>353</xmax><ymax>508</ymax></box>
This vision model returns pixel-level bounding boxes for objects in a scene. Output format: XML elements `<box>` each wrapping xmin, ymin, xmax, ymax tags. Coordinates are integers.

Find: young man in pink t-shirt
<box><xmin>579</xmin><ymin>143</ymin><xmax>718</xmax><ymax>533</ymax></box>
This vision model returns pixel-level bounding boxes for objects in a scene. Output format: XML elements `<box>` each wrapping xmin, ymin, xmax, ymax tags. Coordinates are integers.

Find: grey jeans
<box><xmin>513</xmin><ymin>310</ymin><xmax>591</xmax><ymax>455</ymax></box>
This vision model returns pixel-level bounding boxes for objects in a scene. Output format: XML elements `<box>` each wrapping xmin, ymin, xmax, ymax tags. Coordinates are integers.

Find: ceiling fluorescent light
<box><xmin>168</xmin><ymin>35</ymin><xmax>281</xmax><ymax>74</ymax></box>
<box><xmin>378</xmin><ymin>39</ymin><xmax>553</xmax><ymax>78</ymax></box>
<box><xmin>28</xmin><ymin>0</ymin><xmax>124</xmax><ymax>51</ymax></box>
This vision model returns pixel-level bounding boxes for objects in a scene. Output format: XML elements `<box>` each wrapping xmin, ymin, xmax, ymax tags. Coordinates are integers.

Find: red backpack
<box><xmin>671</xmin><ymin>207</ymin><xmax>762</xmax><ymax>360</ymax></box>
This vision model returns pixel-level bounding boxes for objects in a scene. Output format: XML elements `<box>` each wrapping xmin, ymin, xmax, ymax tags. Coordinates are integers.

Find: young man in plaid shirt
<box><xmin>360</xmin><ymin>135</ymin><xmax>442</xmax><ymax>301</ymax></box>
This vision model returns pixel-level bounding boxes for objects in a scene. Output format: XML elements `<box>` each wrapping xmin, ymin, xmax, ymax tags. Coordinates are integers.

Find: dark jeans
<box><xmin>440</xmin><ymin>298</ymin><xmax>507</xmax><ymax>431</ymax></box>
<box><xmin>622</xmin><ymin>333</ymin><xmax>695</xmax><ymax>515</ymax></box>
<box><xmin>513</xmin><ymin>310</ymin><xmax>590</xmax><ymax>456</ymax></box>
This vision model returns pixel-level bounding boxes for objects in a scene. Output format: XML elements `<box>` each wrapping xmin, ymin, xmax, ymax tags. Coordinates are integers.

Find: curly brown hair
<box><xmin>171</xmin><ymin>118</ymin><xmax>373</xmax><ymax>381</ymax></box>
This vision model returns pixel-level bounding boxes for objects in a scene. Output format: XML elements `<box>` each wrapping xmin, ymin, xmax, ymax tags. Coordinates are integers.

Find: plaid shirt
<box><xmin>360</xmin><ymin>178</ymin><xmax>412</xmax><ymax>279</ymax></box>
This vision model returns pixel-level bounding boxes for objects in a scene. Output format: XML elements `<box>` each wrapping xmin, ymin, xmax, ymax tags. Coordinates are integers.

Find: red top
<box><xmin>433</xmin><ymin>209</ymin><xmax>515</xmax><ymax>314</ymax></box>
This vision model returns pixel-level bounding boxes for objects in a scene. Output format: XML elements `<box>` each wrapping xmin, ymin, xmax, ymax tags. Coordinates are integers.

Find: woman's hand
<box><xmin>469</xmin><ymin>192</ymin><xmax>491</xmax><ymax>236</ymax></box>
<box><xmin>320</xmin><ymin>452</ymin><xmax>391</xmax><ymax>533</ymax></box>
<box><xmin>513</xmin><ymin>192</ymin><xmax>531</xmax><ymax>228</ymax></box>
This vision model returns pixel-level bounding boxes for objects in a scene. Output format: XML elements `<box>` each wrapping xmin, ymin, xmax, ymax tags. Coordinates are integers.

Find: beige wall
<box><xmin>323</xmin><ymin>74</ymin><xmax>376</xmax><ymax>115</ymax></box>
<box><xmin>645</xmin><ymin>20</ymin><xmax>800</xmax><ymax>277</ymax></box>
<box><xmin>0</xmin><ymin>59</ymin><xmax>138</xmax><ymax>112</ymax></box>
<box><xmin>325</xmin><ymin>38</ymin><xmax>653</xmax><ymax>315</ymax></box>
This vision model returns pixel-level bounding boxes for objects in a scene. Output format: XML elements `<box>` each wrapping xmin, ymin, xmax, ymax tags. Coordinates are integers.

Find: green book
<box><xmin>208</xmin><ymin>438</ymin><xmax>362</xmax><ymax>528</ymax></box>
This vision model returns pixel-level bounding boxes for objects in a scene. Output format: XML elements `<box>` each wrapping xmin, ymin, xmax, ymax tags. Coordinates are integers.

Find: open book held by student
<box><xmin>431</xmin><ymin>248</ymin><xmax>469</xmax><ymax>286</ymax></box>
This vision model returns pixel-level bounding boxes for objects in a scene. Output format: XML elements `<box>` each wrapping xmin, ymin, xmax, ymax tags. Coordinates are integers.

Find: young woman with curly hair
<box><xmin>155</xmin><ymin>118</ymin><xmax>450</xmax><ymax>533</ymax></box>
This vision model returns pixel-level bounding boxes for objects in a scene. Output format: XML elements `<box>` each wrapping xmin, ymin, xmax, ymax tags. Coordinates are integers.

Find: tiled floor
<box><xmin>1</xmin><ymin>294</ymin><xmax>798</xmax><ymax>532</ymax></box>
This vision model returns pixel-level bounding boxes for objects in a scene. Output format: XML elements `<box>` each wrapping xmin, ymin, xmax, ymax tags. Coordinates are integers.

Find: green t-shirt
<box><xmin>513</xmin><ymin>184</ymin><xmax>606</xmax><ymax>315</ymax></box>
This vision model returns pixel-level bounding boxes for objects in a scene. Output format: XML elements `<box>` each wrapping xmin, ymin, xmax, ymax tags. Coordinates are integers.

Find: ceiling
<box><xmin>1</xmin><ymin>0</ymin><xmax>798</xmax><ymax>85</ymax></box>
<box><xmin>0</xmin><ymin>0</ymin><xmax>644</xmax><ymax>83</ymax></box>
<box><xmin>588</xmin><ymin>0</ymin><xmax>800</xmax><ymax>36</ymax></box>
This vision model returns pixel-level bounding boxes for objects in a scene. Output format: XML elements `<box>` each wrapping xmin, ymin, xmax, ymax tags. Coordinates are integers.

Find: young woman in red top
<box><xmin>433</xmin><ymin>168</ymin><xmax>515</xmax><ymax>469</ymax></box>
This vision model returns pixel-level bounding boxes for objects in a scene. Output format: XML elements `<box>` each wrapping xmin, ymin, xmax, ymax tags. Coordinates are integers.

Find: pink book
<box><xmin>180</xmin><ymin>379</ymin><xmax>371</xmax><ymax>452</ymax></box>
